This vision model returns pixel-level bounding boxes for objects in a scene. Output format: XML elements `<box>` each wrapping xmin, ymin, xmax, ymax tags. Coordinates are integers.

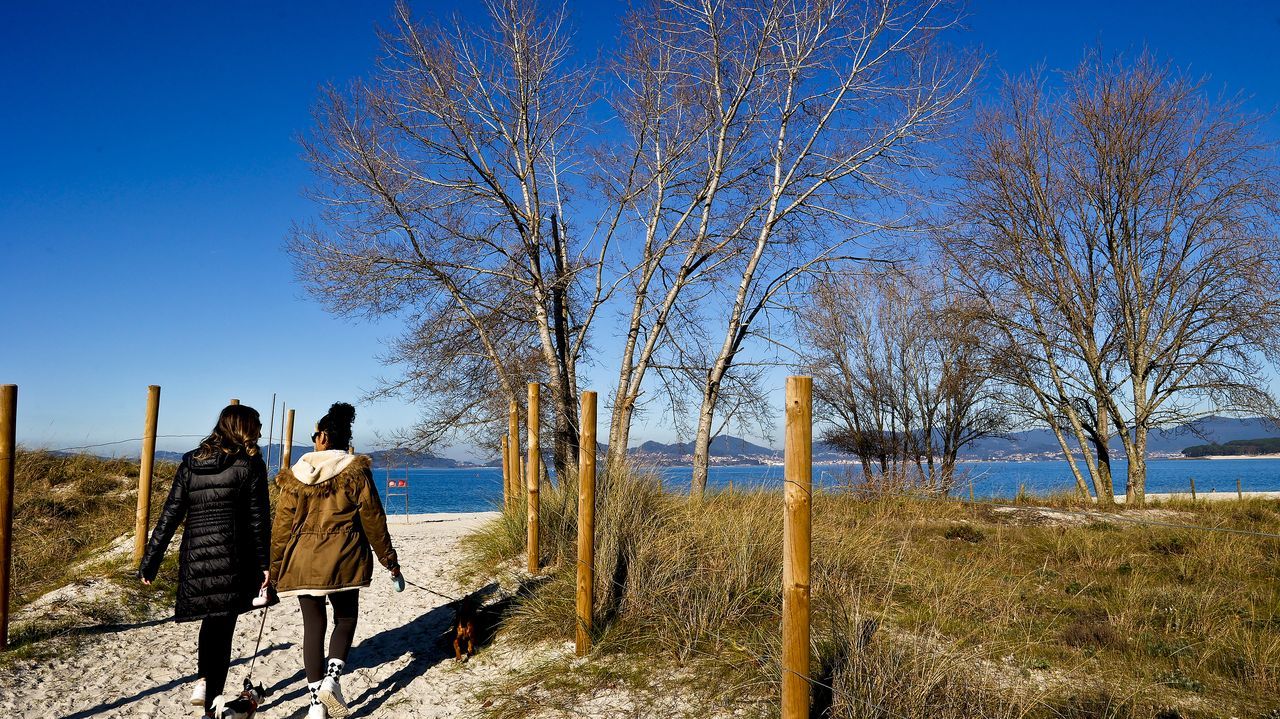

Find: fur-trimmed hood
<box><xmin>277</xmin><ymin>452</ymin><xmax>372</xmax><ymax>496</ymax></box>
<box><xmin>289</xmin><ymin>450</ymin><xmax>358</xmax><ymax>485</ymax></box>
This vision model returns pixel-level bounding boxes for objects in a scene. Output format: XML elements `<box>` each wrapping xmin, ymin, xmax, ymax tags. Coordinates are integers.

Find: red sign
<box><xmin>398</xmin><ymin>480</ymin><xmax>408</xmax><ymax>488</ymax></box>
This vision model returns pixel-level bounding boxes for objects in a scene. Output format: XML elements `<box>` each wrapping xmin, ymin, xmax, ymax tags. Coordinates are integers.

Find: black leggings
<box><xmin>197</xmin><ymin>614</ymin><xmax>238</xmax><ymax>711</ymax></box>
<box><xmin>299</xmin><ymin>590</ymin><xmax>360</xmax><ymax>682</ymax></box>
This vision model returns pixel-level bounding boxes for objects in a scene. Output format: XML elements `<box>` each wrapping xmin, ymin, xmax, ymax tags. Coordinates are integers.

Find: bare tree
<box><xmin>685</xmin><ymin>0</ymin><xmax>979</xmax><ymax>497</ymax></box>
<box><xmin>291</xmin><ymin>0</ymin><xmax>607</xmax><ymax>474</ymax></box>
<box><xmin>944</xmin><ymin>50</ymin><xmax>1280</xmax><ymax>504</ymax></box>
<box><xmin>595</xmin><ymin>0</ymin><xmax>783</xmax><ymax>471</ymax></box>
<box><xmin>800</xmin><ymin>265</ymin><xmax>1006</xmax><ymax>492</ymax></box>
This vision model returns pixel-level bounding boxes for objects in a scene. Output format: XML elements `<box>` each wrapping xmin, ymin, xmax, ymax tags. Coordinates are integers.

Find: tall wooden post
<box><xmin>782</xmin><ymin>376</ymin><xmax>812</xmax><ymax>719</ymax></box>
<box><xmin>1238</xmin><ymin>477</ymin><xmax>1244</xmax><ymax>501</ymax></box>
<box><xmin>0</xmin><ymin>385</ymin><xmax>17</xmax><ymax>651</ymax></box>
<box><xmin>133</xmin><ymin>385</ymin><xmax>161</xmax><ymax>568</ymax></box>
<box><xmin>527</xmin><ymin>383</ymin><xmax>540</xmax><ymax>574</ymax></box>
<box><xmin>576</xmin><ymin>391</ymin><xmax>597</xmax><ymax>656</ymax></box>
<box><xmin>508</xmin><ymin>399</ymin><xmax>519</xmax><ymax>512</ymax></box>
<box><xmin>281</xmin><ymin>408</ymin><xmax>296</xmax><ymax>470</ymax></box>
<box><xmin>500</xmin><ymin>435</ymin><xmax>511</xmax><ymax>509</ymax></box>
<box><xmin>1189</xmin><ymin>476</ymin><xmax>1197</xmax><ymax>502</ymax></box>
<box><xmin>265</xmin><ymin>393</ymin><xmax>277</xmax><ymax>474</ymax></box>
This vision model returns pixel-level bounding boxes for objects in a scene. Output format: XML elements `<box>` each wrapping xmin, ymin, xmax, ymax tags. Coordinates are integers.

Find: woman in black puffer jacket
<box><xmin>140</xmin><ymin>404</ymin><xmax>272</xmax><ymax>717</ymax></box>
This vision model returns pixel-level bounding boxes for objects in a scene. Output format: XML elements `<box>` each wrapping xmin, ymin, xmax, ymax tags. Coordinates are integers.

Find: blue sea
<box><xmin>375</xmin><ymin>458</ymin><xmax>1280</xmax><ymax>514</ymax></box>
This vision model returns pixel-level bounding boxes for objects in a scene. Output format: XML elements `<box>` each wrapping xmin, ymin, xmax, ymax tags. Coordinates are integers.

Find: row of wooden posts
<box><xmin>0</xmin><ymin>386</ymin><xmax>297</xmax><ymax>652</ymax></box>
<box><xmin>0</xmin><ymin>378</ymin><xmax>814</xmax><ymax>717</ymax></box>
<box><xmin>498</xmin><ymin>377</ymin><xmax>812</xmax><ymax>717</ymax></box>
<box><xmin>498</xmin><ymin>383</ymin><xmax>601</xmax><ymax>656</ymax></box>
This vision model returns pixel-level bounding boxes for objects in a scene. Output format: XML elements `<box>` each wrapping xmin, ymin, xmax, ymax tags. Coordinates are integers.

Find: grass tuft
<box><xmin>466</xmin><ymin>468</ymin><xmax>1280</xmax><ymax>717</ymax></box>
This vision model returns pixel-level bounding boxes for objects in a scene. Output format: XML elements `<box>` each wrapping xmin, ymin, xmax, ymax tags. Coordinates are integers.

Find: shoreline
<box><xmin>1113</xmin><ymin>491</ymin><xmax>1280</xmax><ymax>503</ymax></box>
<box><xmin>1175</xmin><ymin>453</ymin><xmax>1280</xmax><ymax>460</ymax></box>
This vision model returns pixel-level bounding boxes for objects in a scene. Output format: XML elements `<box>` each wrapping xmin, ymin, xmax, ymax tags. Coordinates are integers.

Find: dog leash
<box><xmin>245</xmin><ymin>603</ymin><xmax>269</xmax><ymax>681</ymax></box>
<box><xmin>400</xmin><ymin>576</ymin><xmax>460</xmax><ymax>603</ymax></box>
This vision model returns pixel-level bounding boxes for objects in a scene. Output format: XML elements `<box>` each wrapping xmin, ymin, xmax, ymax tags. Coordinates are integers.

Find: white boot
<box><xmin>189</xmin><ymin>678</ymin><xmax>206</xmax><ymax>707</ymax></box>
<box><xmin>307</xmin><ymin>681</ymin><xmax>328</xmax><ymax>719</ymax></box>
<box><xmin>318</xmin><ymin>676</ymin><xmax>349</xmax><ymax>718</ymax></box>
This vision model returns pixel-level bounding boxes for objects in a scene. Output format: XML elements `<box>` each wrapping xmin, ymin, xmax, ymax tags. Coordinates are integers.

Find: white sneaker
<box><xmin>307</xmin><ymin>703</ymin><xmax>329</xmax><ymax>719</ymax></box>
<box><xmin>318</xmin><ymin>676</ymin><xmax>349</xmax><ymax>717</ymax></box>
<box><xmin>189</xmin><ymin>678</ymin><xmax>206</xmax><ymax>707</ymax></box>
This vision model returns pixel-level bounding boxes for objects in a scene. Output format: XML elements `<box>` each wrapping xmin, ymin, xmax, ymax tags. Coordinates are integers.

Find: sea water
<box><xmin>375</xmin><ymin>458</ymin><xmax>1280</xmax><ymax>514</ymax></box>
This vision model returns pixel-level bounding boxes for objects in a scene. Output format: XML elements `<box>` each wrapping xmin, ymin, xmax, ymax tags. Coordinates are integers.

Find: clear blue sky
<box><xmin>2</xmin><ymin>1</ymin><xmax>1278</xmax><ymax>459</ymax></box>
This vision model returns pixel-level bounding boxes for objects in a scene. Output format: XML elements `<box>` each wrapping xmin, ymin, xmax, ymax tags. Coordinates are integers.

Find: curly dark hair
<box><xmin>194</xmin><ymin>404</ymin><xmax>262</xmax><ymax>460</ymax></box>
<box><xmin>317</xmin><ymin>402</ymin><xmax>356</xmax><ymax>451</ymax></box>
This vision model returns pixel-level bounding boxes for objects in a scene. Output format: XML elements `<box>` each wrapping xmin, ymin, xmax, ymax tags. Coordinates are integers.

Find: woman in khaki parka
<box><xmin>271</xmin><ymin>402</ymin><xmax>399</xmax><ymax>719</ymax></box>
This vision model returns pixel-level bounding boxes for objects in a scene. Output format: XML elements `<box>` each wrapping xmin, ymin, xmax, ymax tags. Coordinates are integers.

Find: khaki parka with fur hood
<box><xmin>271</xmin><ymin>451</ymin><xmax>399</xmax><ymax>596</ymax></box>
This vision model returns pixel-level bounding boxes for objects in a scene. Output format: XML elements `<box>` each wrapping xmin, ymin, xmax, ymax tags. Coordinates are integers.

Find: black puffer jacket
<box><xmin>139</xmin><ymin>449</ymin><xmax>271</xmax><ymax>622</ymax></box>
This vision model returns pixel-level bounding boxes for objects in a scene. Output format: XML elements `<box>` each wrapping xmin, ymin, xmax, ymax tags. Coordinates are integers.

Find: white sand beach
<box><xmin>1116</xmin><ymin>491</ymin><xmax>1280</xmax><ymax>503</ymax></box>
<box><xmin>0</xmin><ymin>512</ymin><xmax>564</xmax><ymax>719</ymax></box>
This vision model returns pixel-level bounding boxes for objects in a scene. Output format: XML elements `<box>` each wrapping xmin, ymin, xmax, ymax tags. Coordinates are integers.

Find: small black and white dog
<box><xmin>211</xmin><ymin>679</ymin><xmax>270</xmax><ymax>719</ymax></box>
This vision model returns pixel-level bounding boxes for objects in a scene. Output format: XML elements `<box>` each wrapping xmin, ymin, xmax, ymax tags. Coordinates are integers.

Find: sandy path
<box><xmin>0</xmin><ymin>512</ymin><xmax>537</xmax><ymax>719</ymax></box>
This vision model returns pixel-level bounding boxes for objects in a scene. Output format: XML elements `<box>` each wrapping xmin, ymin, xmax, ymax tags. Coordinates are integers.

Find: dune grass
<box><xmin>463</xmin><ymin>468</ymin><xmax>1280</xmax><ymax>718</ymax></box>
<box><xmin>3</xmin><ymin>450</ymin><xmax>182</xmax><ymax>663</ymax></box>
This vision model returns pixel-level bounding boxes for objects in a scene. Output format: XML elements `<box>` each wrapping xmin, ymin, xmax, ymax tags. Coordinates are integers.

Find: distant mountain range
<box><xmin>1182</xmin><ymin>437</ymin><xmax>1280</xmax><ymax>457</ymax></box>
<box><xmin>961</xmin><ymin>416</ymin><xmax>1280</xmax><ymax>459</ymax></box>
<box><xmin>125</xmin><ymin>415</ymin><xmax>1280</xmax><ymax>468</ymax></box>
<box><xmin>154</xmin><ymin>443</ymin><xmax>475</xmax><ymax>470</ymax></box>
<box><xmin>626</xmin><ymin>416</ymin><xmax>1280</xmax><ymax>464</ymax></box>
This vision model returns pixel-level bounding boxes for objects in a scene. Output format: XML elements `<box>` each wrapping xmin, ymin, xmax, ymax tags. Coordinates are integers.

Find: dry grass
<box><xmin>4</xmin><ymin>450</ymin><xmax>181</xmax><ymax>661</ymax></box>
<box><xmin>464</xmin><ymin>470</ymin><xmax>1280</xmax><ymax>718</ymax></box>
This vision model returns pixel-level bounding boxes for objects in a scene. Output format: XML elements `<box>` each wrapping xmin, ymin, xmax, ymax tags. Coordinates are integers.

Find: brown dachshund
<box><xmin>453</xmin><ymin>597</ymin><xmax>478</xmax><ymax>662</ymax></box>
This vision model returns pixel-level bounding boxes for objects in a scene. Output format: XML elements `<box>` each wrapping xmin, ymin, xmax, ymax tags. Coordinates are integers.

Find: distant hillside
<box><xmin>1182</xmin><ymin>437</ymin><xmax>1280</xmax><ymax>457</ymax></box>
<box><xmin>367</xmin><ymin>447</ymin><xmax>473</xmax><ymax>469</ymax></box>
<box><xmin>633</xmin><ymin>435</ymin><xmax>777</xmax><ymax>458</ymax></box>
<box><xmin>155</xmin><ymin>443</ymin><xmax>472</xmax><ymax>470</ymax></box>
<box><xmin>959</xmin><ymin>416</ymin><xmax>1280</xmax><ymax>459</ymax></box>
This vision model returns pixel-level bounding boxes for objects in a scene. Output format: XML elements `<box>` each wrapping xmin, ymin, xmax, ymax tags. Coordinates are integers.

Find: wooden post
<box><xmin>508</xmin><ymin>399</ymin><xmax>519</xmax><ymax>512</ymax></box>
<box><xmin>133</xmin><ymin>385</ymin><xmax>161</xmax><ymax>568</ymax></box>
<box><xmin>500</xmin><ymin>435</ymin><xmax>510</xmax><ymax>509</ymax></box>
<box><xmin>281</xmin><ymin>408</ymin><xmax>296</xmax><ymax>470</ymax></box>
<box><xmin>969</xmin><ymin>479</ymin><xmax>976</xmax><ymax>503</ymax></box>
<box><xmin>229</xmin><ymin>398</ymin><xmax>240</xmax><ymax>405</ymax></box>
<box><xmin>0</xmin><ymin>385</ymin><xmax>16</xmax><ymax>651</ymax></box>
<box><xmin>1238</xmin><ymin>477</ymin><xmax>1244</xmax><ymax>501</ymax></box>
<box><xmin>1189</xmin><ymin>475</ymin><xmax>1197</xmax><ymax>501</ymax></box>
<box><xmin>782</xmin><ymin>376</ymin><xmax>812</xmax><ymax>719</ymax></box>
<box><xmin>265</xmin><ymin>393</ymin><xmax>277</xmax><ymax>474</ymax></box>
<box><xmin>527</xmin><ymin>383</ymin><xmax>540</xmax><ymax>574</ymax></box>
<box><xmin>576</xmin><ymin>391</ymin><xmax>597</xmax><ymax>656</ymax></box>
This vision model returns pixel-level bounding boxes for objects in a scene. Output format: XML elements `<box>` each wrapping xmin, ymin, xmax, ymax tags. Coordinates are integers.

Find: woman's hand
<box><xmin>140</xmin><ymin>577</ymin><xmax>151</xmax><ymax>586</ymax></box>
<box><xmin>261</xmin><ymin>571</ymin><xmax>270</xmax><ymax>590</ymax></box>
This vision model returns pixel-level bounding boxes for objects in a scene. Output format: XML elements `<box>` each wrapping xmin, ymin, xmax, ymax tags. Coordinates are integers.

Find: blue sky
<box><xmin>2</xmin><ymin>1</ymin><xmax>1278</xmax><ymax>459</ymax></box>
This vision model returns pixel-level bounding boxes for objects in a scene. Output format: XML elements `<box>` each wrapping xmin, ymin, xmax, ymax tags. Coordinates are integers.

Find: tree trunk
<box><xmin>1046</xmin><ymin>419</ymin><xmax>1093</xmax><ymax>500</ymax></box>
<box><xmin>549</xmin><ymin>215</ymin><xmax>580</xmax><ymax>481</ymax></box>
<box><xmin>1128</xmin><ymin>426</ymin><xmax>1147</xmax><ymax>506</ymax></box>
<box><xmin>606</xmin><ymin>392</ymin><xmax>635</xmax><ymax>475</ymax></box>
<box><xmin>1092</xmin><ymin>400</ymin><xmax>1114</xmax><ymax>502</ymax></box>
<box><xmin>690</xmin><ymin>382</ymin><xmax>719</xmax><ymax>500</ymax></box>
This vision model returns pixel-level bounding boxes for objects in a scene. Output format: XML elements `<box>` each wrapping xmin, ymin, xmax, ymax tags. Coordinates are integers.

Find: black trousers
<box><xmin>298</xmin><ymin>590</ymin><xmax>360</xmax><ymax>682</ymax></box>
<box><xmin>197</xmin><ymin>614</ymin><xmax>238</xmax><ymax>711</ymax></box>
